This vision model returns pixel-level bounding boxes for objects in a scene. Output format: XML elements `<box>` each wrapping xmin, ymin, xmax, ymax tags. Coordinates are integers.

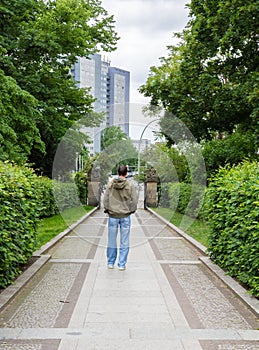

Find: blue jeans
<box><xmin>107</xmin><ymin>216</ymin><xmax>131</xmax><ymax>267</ymax></box>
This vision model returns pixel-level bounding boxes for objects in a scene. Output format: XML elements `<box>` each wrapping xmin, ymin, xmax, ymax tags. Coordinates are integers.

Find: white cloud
<box><xmin>101</xmin><ymin>0</ymin><xmax>190</xmax><ymax>103</ymax></box>
<box><xmin>112</xmin><ymin>0</ymin><xmax>189</xmax><ymax>33</ymax></box>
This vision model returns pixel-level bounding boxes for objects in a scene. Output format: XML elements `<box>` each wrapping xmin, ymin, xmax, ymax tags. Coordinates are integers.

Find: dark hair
<box><xmin>118</xmin><ymin>165</ymin><xmax>128</xmax><ymax>176</ymax></box>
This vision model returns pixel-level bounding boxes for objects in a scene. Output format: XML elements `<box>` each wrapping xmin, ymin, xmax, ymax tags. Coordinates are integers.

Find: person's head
<box><xmin>118</xmin><ymin>165</ymin><xmax>128</xmax><ymax>177</ymax></box>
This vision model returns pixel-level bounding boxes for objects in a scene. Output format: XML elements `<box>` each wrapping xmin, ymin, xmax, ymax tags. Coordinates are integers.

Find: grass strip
<box><xmin>153</xmin><ymin>207</ymin><xmax>209</xmax><ymax>247</ymax></box>
<box><xmin>36</xmin><ymin>205</ymin><xmax>94</xmax><ymax>248</ymax></box>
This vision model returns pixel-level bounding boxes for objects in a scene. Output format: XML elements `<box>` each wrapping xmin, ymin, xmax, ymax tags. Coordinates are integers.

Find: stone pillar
<box><xmin>144</xmin><ymin>167</ymin><xmax>158</xmax><ymax>208</ymax></box>
<box><xmin>87</xmin><ymin>166</ymin><xmax>101</xmax><ymax>207</ymax></box>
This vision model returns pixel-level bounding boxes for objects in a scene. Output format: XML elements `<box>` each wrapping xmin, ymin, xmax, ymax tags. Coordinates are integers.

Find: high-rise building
<box><xmin>108</xmin><ymin>67</ymin><xmax>130</xmax><ymax>135</ymax></box>
<box><xmin>70</xmin><ymin>54</ymin><xmax>130</xmax><ymax>154</ymax></box>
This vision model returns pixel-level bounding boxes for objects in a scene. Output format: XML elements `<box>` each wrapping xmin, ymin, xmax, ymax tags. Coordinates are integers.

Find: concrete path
<box><xmin>0</xmin><ymin>207</ymin><xmax>258</xmax><ymax>349</ymax></box>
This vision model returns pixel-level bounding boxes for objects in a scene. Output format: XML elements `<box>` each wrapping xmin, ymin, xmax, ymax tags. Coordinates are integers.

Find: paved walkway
<box><xmin>0</xmin><ymin>206</ymin><xmax>258</xmax><ymax>349</ymax></box>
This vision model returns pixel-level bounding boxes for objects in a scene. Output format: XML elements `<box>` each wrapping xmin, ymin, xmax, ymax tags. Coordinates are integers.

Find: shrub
<box><xmin>36</xmin><ymin>176</ymin><xmax>86</xmax><ymax>216</ymax></box>
<box><xmin>158</xmin><ymin>183</ymin><xmax>171</xmax><ymax>207</ymax></box>
<box><xmin>34</xmin><ymin>176</ymin><xmax>59</xmax><ymax>218</ymax></box>
<box><xmin>0</xmin><ymin>162</ymin><xmax>41</xmax><ymax>288</ymax></box>
<box><xmin>168</xmin><ymin>182</ymin><xmax>205</xmax><ymax>218</ymax></box>
<box><xmin>0</xmin><ymin>161</ymin><xmax>84</xmax><ymax>288</ymax></box>
<box><xmin>74</xmin><ymin>171</ymin><xmax>88</xmax><ymax>205</ymax></box>
<box><xmin>202</xmin><ymin>132</ymin><xmax>257</xmax><ymax>177</ymax></box>
<box><xmin>52</xmin><ymin>180</ymin><xmax>82</xmax><ymax>211</ymax></box>
<box><xmin>204</xmin><ymin>161</ymin><xmax>259</xmax><ymax>296</ymax></box>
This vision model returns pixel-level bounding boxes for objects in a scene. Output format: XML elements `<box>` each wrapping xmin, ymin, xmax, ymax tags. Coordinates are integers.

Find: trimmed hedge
<box><xmin>158</xmin><ymin>183</ymin><xmax>172</xmax><ymax>208</ymax></box>
<box><xmin>53</xmin><ymin>180</ymin><xmax>82</xmax><ymax>211</ymax></box>
<box><xmin>204</xmin><ymin>161</ymin><xmax>259</xmax><ymax>296</ymax></box>
<box><xmin>0</xmin><ymin>161</ymin><xmax>87</xmax><ymax>288</ymax></box>
<box><xmin>74</xmin><ymin>171</ymin><xmax>88</xmax><ymax>205</ymax></box>
<box><xmin>34</xmin><ymin>176</ymin><xmax>59</xmax><ymax>218</ymax></box>
<box><xmin>0</xmin><ymin>162</ymin><xmax>41</xmax><ymax>288</ymax></box>
<box><xmin>159</xmin><ymin>182</ymin><xmax>205</xmax><ymax>219</ymax></box>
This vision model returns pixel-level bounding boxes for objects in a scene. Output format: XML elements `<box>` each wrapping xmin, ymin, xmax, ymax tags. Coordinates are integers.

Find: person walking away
<box><xmin>103</xmin><ymin>165</ymin><xmax>138</xmax><ymax>270</ymax></box>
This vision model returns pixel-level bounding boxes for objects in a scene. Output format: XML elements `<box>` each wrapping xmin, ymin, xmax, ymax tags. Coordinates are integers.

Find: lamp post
<box><xmin>137</xmin><ymin>118</ymin><xmax>160</xmax><ymax>177</ymax></box>
<box><xmin>75</xmin><ymin>152</ymin><xmax>79</xmax><ymax>172</ymax></box>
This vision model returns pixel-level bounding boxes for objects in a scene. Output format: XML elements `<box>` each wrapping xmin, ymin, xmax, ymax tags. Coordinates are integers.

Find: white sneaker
<box><xmin>118</xmin><ymin>266</ymin><xmax>126</xmax><ymax>271</ymax></box>
<box><xmin>107</xmin><ymin>265</ymin><xmax>114</xmax><ymax>269</ymax></box>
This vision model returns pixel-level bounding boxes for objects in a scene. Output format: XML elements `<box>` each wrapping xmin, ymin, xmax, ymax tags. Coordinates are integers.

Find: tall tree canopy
<box><xmin>0</xmin><ymin>0</ymin><xmax>118</xmax><ymax>176</ymax></box>
<box><xmin>140</xmin><ymin>0</ymin><xmax>258</xmax><ymax>144</ymax></box>
<box><xmin>101</xmin><ymin>126</ymin><xmax>128</xmax><ymax>150</ymax></box>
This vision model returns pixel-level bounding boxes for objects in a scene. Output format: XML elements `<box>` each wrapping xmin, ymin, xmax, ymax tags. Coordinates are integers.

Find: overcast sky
<box><xmin>101</xmin><ymin>0</ymin><xmax>190</xmax><ymax>104</ymax></box>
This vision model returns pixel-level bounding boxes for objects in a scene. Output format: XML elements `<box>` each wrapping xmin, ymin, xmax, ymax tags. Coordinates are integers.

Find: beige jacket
<box><xmin>103</xmin><ymin>177</ymin><xmax>138</xmax><ymax>218</ymax></box>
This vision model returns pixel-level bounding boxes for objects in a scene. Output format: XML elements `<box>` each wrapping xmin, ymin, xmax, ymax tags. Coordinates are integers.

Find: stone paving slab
<box><xmin>150</xmin><ymin>237</ymin><xmax>200</xmax><ymax>260</ymax></box>
<box><xmin>47</xmin><ymin>237</ymin><xmax>97</xmax><ymax>259</ymax></box>
<box><xmin>0</xmin><ymin>263</ymin><xmax>85</xmax><ymax>328</ymax></box>
<box><xmin>163</xmin><ymin>263</ymin><xmax>256</xmax><ymax>330</ymax></box>
<box><xmin>137</xmin><ymin>225</ymin><xmax>179</xmax><ymax>238</ymax></box>
<box><xmin>75</xmin><ymin>338</ymin><xmax>185</xmax><ymax>350</ymax></box>
<box><xmin>149</xmin><ymin>208</ymin><xmax>259</xmax><ymax>317</ymax></box>
<box><xmin>0</xmin><ymin>255</ymin><xmax>51</xmax><ymax>313</ymax></box>
<box><xmin>201</xmin><ymin>256</ymin><xmax>259</xmax><ymax>316</ymax></box>
<box><xmin>0</xmin><ymin>207</ymin><xmax>258</xmax><ymax>350</ymax></box>
<box><xmin>0</xmin><ymin>327</ymin><xmax>258</xmax><ymax>341</ymax></box>
<box><xmin>200</xmin><ymin>340</ymin><xmax>259</xmax><ymax>350</ymax></box>
<box><xmin>0</xmin><ymin>339</ymin><xmax>60</xmax><ymax>350</ymax></box>
<box><xmin>71</xmin><ymin>223</ymin><xmax>106</xmax><ymax>237</ymax></box>
<box><xmin>0</xmin><ymin>328</ymin><xmax>258</xmax><ymax>350</ymax></box>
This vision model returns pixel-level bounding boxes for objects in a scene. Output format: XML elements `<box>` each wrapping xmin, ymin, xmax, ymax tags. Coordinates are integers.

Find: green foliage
<box><xmin>168</xmin><ymin>182</ymin><xmax>205</xmax><ymax>219</ymax></box>
<box><xmin>33</xmin><ymin>176</ymin><xmax>59</xmax><ymax>218</ymax></box>
<box><xmin>74</xmin><ymin>171</ymin><xmax>88</xmax><ymax>205</ymax></box>
<box><xmin>158</xmin><ymin>183</ymin><xmax>171</xmax><ymax>207</ymax></box>
<box><xmin>34</xmin><ymin>176</ymin><xmax>86</xmax><ymax>217</ymax></box>
<box><xmin>95</xmin><ymin>138</ymin><xmax>138</xmax><ymax>184</ymax></box>
<box><xmin>36</xmin><ymin>205</ymin><xmax>94</xmax><ymax>248</ymax></box>
<box><xmin>141</xmin><ymin>143</ymin><xmax>188</xmax><ymax>183</ymax></box>
<box><xmin>0</xmin><ymin>162</ymin><xmax>40</xmax><ymax>288</ymax></box>
<box><xmin>0</xmin><ymin>69</ymin><xmax>44</xmax><ymax>164</ymax></box>
<box><xmin>154</xmin><ymin>207</ymin><xmax>209</xmax><ymax>247</ymax></box>
<box><xmin>52</xmin><ymin>181</ymin><xmax>82</xmax><ymax>211</ymax></box>
<box><xmin>101</xmin><ymin>126</ymin><xmax>128</xmax><ymax>151</ymax></box>
<box><xmin>204</xmin><ymin>161</ymin><xmax>259</xmax><ymax>296</ymax></box>
<box><xmin>0</xmin><ymin>161</ymin><xmax>86</xmax><ymax>288</ymax></box>
<box><xmin>0</xmin><ymin>0</ymin><xmax>118</xmax><ymax>176</ymax></box>
<box><xmin>158</xmin><ymin>181</ymin><xmax>205</xmax><ymax>219</ymax></box>
<box><xmin>202</xmin><ymin>132</ymin><xmax>258</xmax><ymax>177</ymax></box>
<box><xmin>140</xmin><ymin>0</ymin><xmax>258</xmax><ymax>146</ymax></box>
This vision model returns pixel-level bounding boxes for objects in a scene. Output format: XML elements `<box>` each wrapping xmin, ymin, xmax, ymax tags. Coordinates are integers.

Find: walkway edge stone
<box><xmin>200</xmin><ymin>256</ymin><xmax>259</xmax><ymax>317</ymax></box>
<box><xmin>0</xmin><ymin>206</ymin><xmax>98</xmax><ymax>312</ymax></box>
<box><xmin>34</xmin><ymin>206</ymin><xmax>99</xmax><ymax>256</ymax></box>
<box><xmin>0</xmin><ymin>255</ymin><xmax>51</xmax><ymax>312</ymax></box>
<box><xmin>146</xmin><ymin>208</ymin><xmax>207</xmax><ymax>254</ymax></box>
<box><xmin>147</xmin><ymin>207</ymin><xmax>259</xmax><ymax>318</ymax></box>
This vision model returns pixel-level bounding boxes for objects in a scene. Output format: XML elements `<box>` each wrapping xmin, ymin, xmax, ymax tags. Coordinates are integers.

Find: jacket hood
<box><xmin>112</xmin><ymin>177</ymin><xmax>127</xmax><ymax>190</ymax></box>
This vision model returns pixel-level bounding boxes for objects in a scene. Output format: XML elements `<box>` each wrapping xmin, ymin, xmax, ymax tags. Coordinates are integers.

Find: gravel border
<box><xmin>147</xmin><ymin>207</ymin><xmax>259</xmax><ymax>318</ymax></box>
<box><xmin>0</xmin><ymin>207</ymin><xmax>98</xmax><ymax>312</ymax></box>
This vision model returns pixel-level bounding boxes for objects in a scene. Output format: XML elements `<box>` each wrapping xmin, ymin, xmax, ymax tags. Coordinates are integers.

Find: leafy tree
<box><xmin>202</xmin><ymin>131</ymin><xmax>257</xmax><ymax>178</ymax></box>
<box><xmin>0</xmin><ymin>69</ymin><xmax>44</xmax><ymax>164</ymax></box>
<box><xmin>96</xmin><ymin>136</ymin><xmax>138</xmax><ymax>183</ymax></box>
<box><xmin>141</xmin><ymin>143</ymin><xmax>188</xmax><ymax>183</ymax></box>
<box><xmin>0</xmin><ymin>0</ymin><xmax>118</xmax><ymax>176</ymax></box>
<box><xmin>140</xmin><ymin>0</ymin><xmax>258</xmax><ymax>146</ymax></box>
<box><xmin>101</xmin><ymin>126</ymin><xmax>128</xmax><ymax>150</ymax></box>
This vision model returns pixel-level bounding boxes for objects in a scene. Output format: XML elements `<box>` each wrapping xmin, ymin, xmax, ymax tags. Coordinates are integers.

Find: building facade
<box><xmin>71</xmin><ymin>54</ymin><xmax>130</xmax><ymax>154</ymax></box>
<box><xmin>108</xmin><ymin>67</ymin><xmax>130</xmax><ymax>135</ymax></box>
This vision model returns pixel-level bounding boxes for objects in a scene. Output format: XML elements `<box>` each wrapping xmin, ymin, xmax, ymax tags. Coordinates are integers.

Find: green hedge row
<box><xmin>0</xmin><ymin>162</ymin><xmax>87</xmax><ymax>288</ymax></box>
<box><xmin>159</xmin><ymin>182</ymin><xmax>205</xmax><ymax>218</ymax></box>
<box><xmin>74</xmin><ymin>171</ymin><xmax>88</xmax><ymax>205</ymax></box>
<box><xmin>204</xmin><ymin>161</ymin><xmax>259</xmax><ymax>296</ymax></box>
<box><xmin>0</xmin><ymin>162</ymin><xmax>41</xmax><ymax>287</ymax></box>
<box><xmin>159</xmin><ymin>165</ymin><xmax>258</xmax><ymax>296</ymax></box>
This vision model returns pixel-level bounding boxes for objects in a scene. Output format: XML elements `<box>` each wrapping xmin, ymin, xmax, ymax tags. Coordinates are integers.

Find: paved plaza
<box><xmin>0</xmin><ymin>204</ymin><xmax>258</xmax><ymax>349</ymax></box>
